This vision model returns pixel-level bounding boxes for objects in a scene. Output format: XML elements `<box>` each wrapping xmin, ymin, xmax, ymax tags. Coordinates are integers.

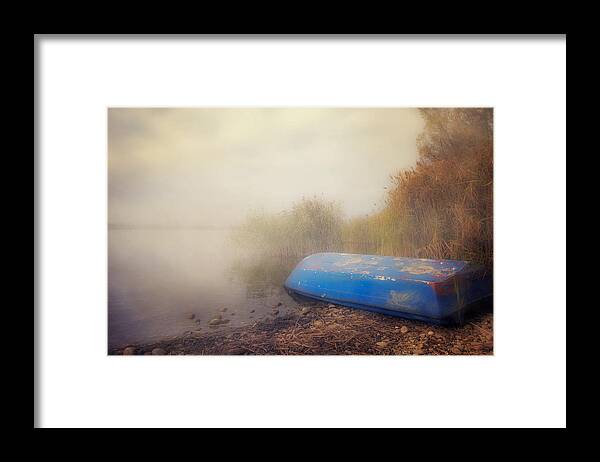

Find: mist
<box><xmin>108</xmin><ymin>108</ymin><xmax>424</xmax><ymax>227</ymax></box>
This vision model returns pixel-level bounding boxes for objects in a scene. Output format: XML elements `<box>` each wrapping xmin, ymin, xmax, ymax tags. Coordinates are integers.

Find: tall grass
<box><xmin>232</xmin><ymin>108</ymin><xmax>493</xmax><ymax>267</ymax></box>
<box><xmin>378</xmin><ymin>108</ymin><xmax>493</xmax><ymax>266</ymax></box>
<box><xmin>231</xmin><ymin>198</ymin><xmax>344</xmax><ymax>257</ymax></box>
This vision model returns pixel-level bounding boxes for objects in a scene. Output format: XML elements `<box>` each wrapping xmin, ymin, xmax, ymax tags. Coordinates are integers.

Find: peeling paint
<box><xmin>284</xmin><ymin>253</ymin><xmax>492</xmax><ymax>322</ymax></box>
<box><xmin>374</xmin><ymin>275</ymin><xmax>397</xmax><ymax>281</ymax></box>
<box><xmin>389</xmin><ymin>290</ymin><xmax>417</xmax><ymax>306</ymax></box>
<box><xmin>393</xmin><ymin>262</ymin><xmax>456</xmax><ymax>278</ymax></box>
<box><xmin>333</xmin><ymin>257</ymin><xmax>364</xmax><ymax>267</ymax></box>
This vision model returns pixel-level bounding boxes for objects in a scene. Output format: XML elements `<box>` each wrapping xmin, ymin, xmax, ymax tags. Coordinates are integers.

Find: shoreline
<box><xmin>109</xmin><ymin>301</ymin><xmax>493</xmax><ymax>356</ymax></box>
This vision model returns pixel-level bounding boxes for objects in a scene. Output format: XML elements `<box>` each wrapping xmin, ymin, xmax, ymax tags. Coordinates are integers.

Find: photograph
<box><xmin>108</xmin><ymin>107</ymin><xmax>494</xmax><ymax>356</ymax></box>
<box><xmin>36</xmin><ymin>34</ymin><xmax>566</xmax><ymax>429</ymax></box>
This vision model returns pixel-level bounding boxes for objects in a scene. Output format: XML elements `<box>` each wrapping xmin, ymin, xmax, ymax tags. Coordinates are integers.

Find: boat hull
<box><xmin>284</xmin><ymin>253</ymin><xmax>492</xmax><ymax>324</ymax></box>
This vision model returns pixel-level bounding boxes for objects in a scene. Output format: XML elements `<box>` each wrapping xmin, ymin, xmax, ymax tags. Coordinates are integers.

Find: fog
<box><xmin>108</xmin><ymin>108</ymin><xmax>424</xmax><ymax>227</ymax></box>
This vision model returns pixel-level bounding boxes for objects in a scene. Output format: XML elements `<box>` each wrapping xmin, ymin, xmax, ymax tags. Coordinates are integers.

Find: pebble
<box><xmin>272</xmin><ymin>310</ymin><xmax>279</xmax><ymax>316</ymax></box>
<box><xmin>328</xmin><ymin>304</ymin><xmax>336</xmax><ymax>308</ymax></box>
<box><xmin>276</xmin><ymin>302</ymin><xmax>283</xmax><ymax>307</ymax></box>
<box><xmin>400</xmin><ymin>326</ymin><xmax>409</xmax><ymax>334</ymax></box>
<box><xmin>226</xmin><ymin>347</ymin><xmax>246</xmax><ymax>355</ymax></box>
<box><xmin>451</xmin><ymin>347</ymin><xmax>462</xmax><ymax>355</ymax></box>
<box><xmin>427</xmin><ymin>330</ymin><xmax>434</xmax><ymax>336</ymax></box>
<box><xmin>250</xmin><ymin>309</ymin><xmax>255</xmax><ymax>313</ymax></box>
<box><xmin>152</xmin><ymin>348</ymin><xmax>167</xmax><ymax>355</ymax></box>
<box><xmin>122</xmin><ymin>347</ymin><xmax>136</xmax><ymax>355</ymax></box>
<box><xmin>186</xmin><ymin>313</ymin><xmax>195</xmax><ymax>320</ymax></box>
<box><xmin>300</xmin><ymin>307</ymin><xmax>310</xmax><ymax>315</ymax></box>
<box><xmin>221</xmin><ymin>307</ymin><xmax>228</xmax><ymax>312</ymax></box>
<box><xmin>313</xmin><ymin>320</ymin><xmax>324</xmax><ymax>327</ymax></box>
<box><xmin>376</xmin><ymin>340</ymin><xmax>389</xmax><ymax>348</ymax></box>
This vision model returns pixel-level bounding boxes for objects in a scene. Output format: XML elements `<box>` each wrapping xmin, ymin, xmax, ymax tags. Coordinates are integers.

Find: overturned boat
<box><xmin>284</xmin><ymin>253</ymin><xmax>492</xmax><ymax>325</ymax></box>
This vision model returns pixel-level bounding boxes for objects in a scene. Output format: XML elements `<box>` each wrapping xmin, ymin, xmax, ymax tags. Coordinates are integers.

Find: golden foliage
<box><xmin>234</xmin><ymin>108</ymin><xmax>493</xmax><ymax>267</ymax></box>
<box><xmin>348</xmin><ymin>108</ymin><xmax>493</xmax><ymax>266</ymax></box>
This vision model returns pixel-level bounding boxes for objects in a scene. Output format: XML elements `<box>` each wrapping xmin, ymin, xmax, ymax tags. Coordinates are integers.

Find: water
<box><xmin>108</xmin><ymin>229</ymin><xmax>300</xmax><ymax>349</ymax></box>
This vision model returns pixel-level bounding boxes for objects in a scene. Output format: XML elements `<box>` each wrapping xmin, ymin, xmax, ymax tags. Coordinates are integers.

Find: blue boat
<box><xmin>284</xmin><ymin>253</ymin><xmax>492</xmax><ymax>324</ymax></box>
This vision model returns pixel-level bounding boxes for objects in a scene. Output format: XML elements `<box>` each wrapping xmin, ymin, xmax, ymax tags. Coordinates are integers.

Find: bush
<box><xmin>233</xmin><ymin>109</ymin><xmax>493</xmax><ymax>268</ymax></box>
<box><xmin>232</xmin><ymin>197</ymin><xmax>343</xmax><ymax>257</ymax></box>
<box><xmin>344</xmin><ymin>108</ymin><xmax>493</xmax><ymax>266</ymax></box>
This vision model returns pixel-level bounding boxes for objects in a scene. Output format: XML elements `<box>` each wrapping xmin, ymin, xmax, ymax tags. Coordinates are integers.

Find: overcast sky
<box><xmin>108</xmin><ymin>108</ymin><xmax>424</xmax><ymax>227</ymax></box>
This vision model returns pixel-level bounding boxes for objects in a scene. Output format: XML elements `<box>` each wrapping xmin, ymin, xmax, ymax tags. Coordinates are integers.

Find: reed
<box><xmin>232</xmin><ymin>108</ymin><xmax>493</xmax><ymax>267</ymax></box>
<box><xmin>231</xmin><ymin>197</ymin><xmax>344</xmax><ymax>258</ymax></box>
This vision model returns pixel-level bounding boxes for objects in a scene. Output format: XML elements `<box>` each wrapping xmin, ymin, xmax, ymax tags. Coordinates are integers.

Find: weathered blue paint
<box><xmin>284</xmin><ymin>253</ymin><xmax>492</xmax><ymax>324</ymax></box>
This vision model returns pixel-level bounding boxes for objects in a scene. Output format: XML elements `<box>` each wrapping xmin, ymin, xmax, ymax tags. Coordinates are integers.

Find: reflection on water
<box><xmin>108</xmin><ymin>229</ymin><xmax>300</xmax><ymax>348</ymax></box>
<box><xmin>227</xmin><ymin>256</ymin><xmax>299</xmax><ymax>299</ymax></box>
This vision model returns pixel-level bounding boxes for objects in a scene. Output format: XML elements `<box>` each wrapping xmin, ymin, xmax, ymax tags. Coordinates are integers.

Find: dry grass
<box><xmin>342</xmin><ymin>109</ymin><xmax>493</xmax><ymax>266</ymax></box>
<box><xmin>110</xmin><ymin>301</ymin><xmax>494</xmax><ymax>356</ymax></box>
<box><xmin>232</xmin><ymin>108</ymin><xmax>493</xmax><ymax>268</ymax></box>
<box><xmin>231</xmin><ymin>197</ymin><xmax>343</xmax><ymax>257</ymax></box>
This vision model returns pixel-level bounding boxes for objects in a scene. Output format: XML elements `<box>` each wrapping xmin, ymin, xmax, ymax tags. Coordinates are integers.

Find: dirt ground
<box><xmin>110</xmin><ymin>301</ymin><xmax>493</xmax><ymax>356</ymax></box>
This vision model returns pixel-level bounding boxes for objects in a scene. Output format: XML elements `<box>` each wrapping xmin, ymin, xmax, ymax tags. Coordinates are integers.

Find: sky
<box><xmin>108</xmin><ymin>108</ymin><xmax>424</xmax><ymax>227</ymax></box>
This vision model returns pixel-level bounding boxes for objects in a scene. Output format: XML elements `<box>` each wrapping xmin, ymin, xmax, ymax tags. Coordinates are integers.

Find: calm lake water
<box><xmin>108</xmin><ymin>229</ymin><xmax>300</xmax><ymax>349</ymax></box>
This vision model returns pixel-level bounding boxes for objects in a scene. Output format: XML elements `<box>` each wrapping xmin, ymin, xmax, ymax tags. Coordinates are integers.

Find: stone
<box><xmin>313</xmin><ymin>320</ymin><xmax>324</xmax><ymax>327</ymax></box>
<box><xmin>186</xmin><ymin>313</ymin><xmax>195</xmax><ymax>320</ymax></box>
<box><xmin>328</xmin><ymin>304</ymin><xmax>336</xmax><ymax>308</ymax></box>
<box><xmin>376</xmin><ymin>340</ymin><xmax>389</xmax><ymax>348</ymax></box>
<box><xmin>226</xmin><ymin>348</ymin><xmax>246</xmax><ymax>355</ymax></box>
<box><xmin>400</xmin><ymin>326</ymin><xmax>409</xmax><ymax>334</ymax></box>
<box><xmin>300</xmin><ymin>307</ymin><xmax>310</xmax><ymax>315</ymax></box>
<box><xmin>208</xmin><ymin>317</ymin><xmax>230</xmax><ymax>327</ymax></box>
<box><xmin>272</xmin><ymin>310</ymin><xmax>279</xmax><ymax>316</ymax></box>
<box><xmin>122</xmin><ymin>347</ymin><xmax>136</xmax><ymax>355</ymax></box>
<box><xmin>152</xmin><ymin>348</ymin><xmax>167</xmax><ymax>355</ymax></box>
<box><xmin>221</xmin><ymin>307</ymin><xmax>228</xmax><ymax>312</ymax></box>
<box><xmin>427</xmin><ymin>330</ymin><xmax>434</xmax><ymax>336</ymax></box>
<box><xmin>250</xmin><ymin>309</ymin><xmax>255</xmax><ymax>313</ymax></box>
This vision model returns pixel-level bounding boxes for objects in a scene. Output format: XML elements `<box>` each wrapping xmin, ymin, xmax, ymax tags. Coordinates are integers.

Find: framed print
<box><xmin>35</xmin><ymin>34</ymin><xmax>566</xmax><ymax>428</ymax></box>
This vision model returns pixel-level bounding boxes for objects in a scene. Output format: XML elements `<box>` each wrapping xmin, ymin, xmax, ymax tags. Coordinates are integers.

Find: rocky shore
<box><xmin>109</xmin><ymin>301</ymin><xmax>493</xmax><ymax>356</ymax></box>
